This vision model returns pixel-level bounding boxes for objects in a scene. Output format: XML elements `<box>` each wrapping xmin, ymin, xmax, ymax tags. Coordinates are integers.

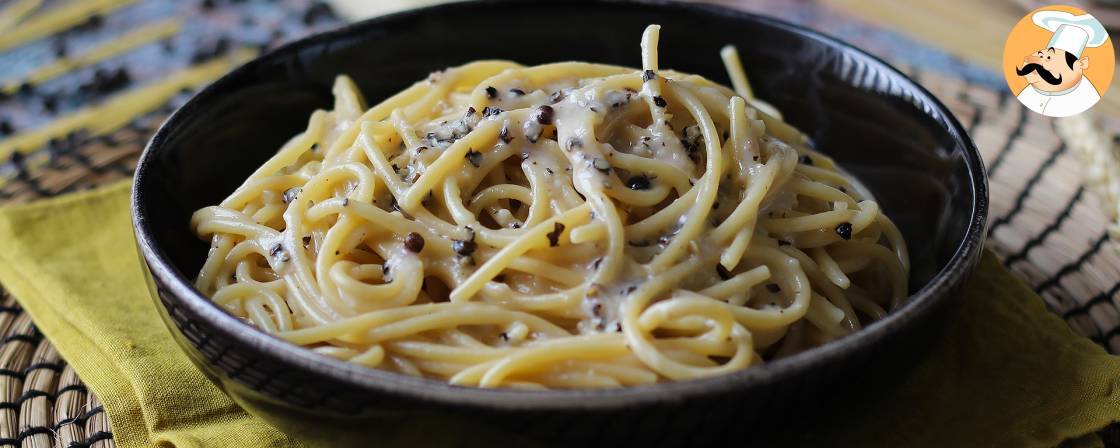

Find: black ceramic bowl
<box><xmin>132</xmin><ymin>1</ymin><xmax>987</xmax><ymax>446</ymax></box>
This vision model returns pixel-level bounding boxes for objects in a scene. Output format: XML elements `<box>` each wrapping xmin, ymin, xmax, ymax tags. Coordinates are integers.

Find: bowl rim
<box><xmin>131</xmin><ymin>0</ymin><xmax>989</xmax><ymax>410</ymax></box>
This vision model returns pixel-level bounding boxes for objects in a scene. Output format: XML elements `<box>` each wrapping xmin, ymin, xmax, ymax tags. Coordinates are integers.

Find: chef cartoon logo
<box><xmin>1003</xmin><ymin>5</ymin><xmax>1113</xmax><ymax>117</ymax></box>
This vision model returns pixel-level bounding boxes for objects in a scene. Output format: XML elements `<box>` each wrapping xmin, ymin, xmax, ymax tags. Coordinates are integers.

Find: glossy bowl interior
<box><xmin>132</xmin><ymin>0</ymin><xmax>987</xmax><ymax>443</ymax></box>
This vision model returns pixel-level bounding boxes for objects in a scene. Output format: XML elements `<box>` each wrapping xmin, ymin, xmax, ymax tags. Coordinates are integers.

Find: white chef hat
<box><xmin>1032</xmin><ymin>11</ymin><xmax>1108</xmax><ymax>57</ymax></box>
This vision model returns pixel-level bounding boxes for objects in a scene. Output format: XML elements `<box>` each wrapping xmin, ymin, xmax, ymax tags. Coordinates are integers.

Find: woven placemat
<box><xmin>1</xmin><ymin>1</ymin><xmax>1119</xmax><ymax>447</ymax></box>
<box><xmin>907</xmin><ymin>69</ymin><xmax>1120</xmax><ymax>349</ymax></box>
<box><xmin>0</xmin><ymin>289</ymin><xmax>111</xmax><ymax>448</ymax></box>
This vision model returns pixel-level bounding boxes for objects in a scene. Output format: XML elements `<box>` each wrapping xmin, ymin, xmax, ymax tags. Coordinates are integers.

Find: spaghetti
<box><xmin>192</xmin><ymin>25</ymin><xmax>909</xmax><ymax>389</ymax></box>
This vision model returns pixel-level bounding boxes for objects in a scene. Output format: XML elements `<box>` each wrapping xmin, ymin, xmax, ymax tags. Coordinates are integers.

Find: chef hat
<box><xmin>1033</xmin><ymin>11</ymin><xmax>1108</xmax><ymax>57</ymax></box>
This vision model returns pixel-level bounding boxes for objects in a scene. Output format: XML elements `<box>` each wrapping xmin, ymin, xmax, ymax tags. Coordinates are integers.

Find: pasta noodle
<box><xmin>191</xmin><ymin>25</ymin><xmax>909</xmax><ymax>389</ymax></box>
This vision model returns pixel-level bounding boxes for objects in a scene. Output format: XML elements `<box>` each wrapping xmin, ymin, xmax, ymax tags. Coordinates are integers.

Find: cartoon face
<box><xmin>1017</xmin><ymin>46</ymin><xmax>1089</xmax><ymax>92</ymax></box>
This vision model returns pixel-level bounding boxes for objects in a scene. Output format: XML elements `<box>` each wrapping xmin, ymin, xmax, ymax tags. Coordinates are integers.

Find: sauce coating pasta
<box><xmin>192</xmin><ymin>25</ymin><xmax>909</xmax><ymax>389</ymax></box>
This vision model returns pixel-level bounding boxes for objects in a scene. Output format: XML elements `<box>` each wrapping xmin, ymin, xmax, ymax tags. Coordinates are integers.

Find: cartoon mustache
<box><xmin>1016</xmin><ymin>63</ymin><xmax>1063</xmax><ymax>85</ymax></box>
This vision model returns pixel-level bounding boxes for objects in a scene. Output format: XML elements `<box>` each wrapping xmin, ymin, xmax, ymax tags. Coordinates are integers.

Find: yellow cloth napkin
<box><xmin>0</xmin><ymin>181</ymin><xmax>1118</xmax><ymax>448</ymax></box>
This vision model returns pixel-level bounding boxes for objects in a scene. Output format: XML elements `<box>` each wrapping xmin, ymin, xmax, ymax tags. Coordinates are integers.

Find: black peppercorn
<box><xmin>482</xmin><ymin>106</ymin><xmax>502</xmax><ymax>118</ymax></box>
<box><xmin>270</xmin><ymin>243</ymin><xmax>285</xmax><ymax>259</ymax></box>
<box><xmin>465</xmin><ymin>149</ymin><xmax>482</xmax><ymax>167</ymax></box>
<box><xmin>546</xmin><ymin>222</ymin><xmax>565</xmax><ymax>247</ymax></box>
<box><xmin>404</xmin><ymin>232</ymin><xmax>425</xmax><ymax>253</ymax></box>
<box><xmin>452</xmin><ymin>239</ymin><xmax>476</xmax><ymax>256</ymax></box>
<box><xmin>535</xmin><ymin>105</ymin><xmax>554</xmax><ymax>125</ymax></box>
<box><xmin>627</xmin><ymin>175</ymin><xmax>652</xmax><ymax>190</ymax></box>
<box><xmin>452</xmin><ymin>227</ymin><xmax>477</xmax><ymax>257</ymax></box>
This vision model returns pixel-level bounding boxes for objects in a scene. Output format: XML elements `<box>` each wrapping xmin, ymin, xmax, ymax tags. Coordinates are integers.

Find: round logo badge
<box><xmin>1002</xmin><ymin>5</ymin><xmax>1113</xmax><ymax>117</ymax></box>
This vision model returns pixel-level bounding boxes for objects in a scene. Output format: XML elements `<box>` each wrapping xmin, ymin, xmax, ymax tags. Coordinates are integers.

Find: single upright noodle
<box><xmin>191</xmin><ymin>25</ymin><xmax>910</xmax><ymax>389</ymax></box>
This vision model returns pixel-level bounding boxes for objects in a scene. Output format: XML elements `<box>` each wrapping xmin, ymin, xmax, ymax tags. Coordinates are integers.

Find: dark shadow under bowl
<box><xmin>131</xmin><ymin>1</ymin><xmax>988</xmax><ymax>446</ymax></box>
